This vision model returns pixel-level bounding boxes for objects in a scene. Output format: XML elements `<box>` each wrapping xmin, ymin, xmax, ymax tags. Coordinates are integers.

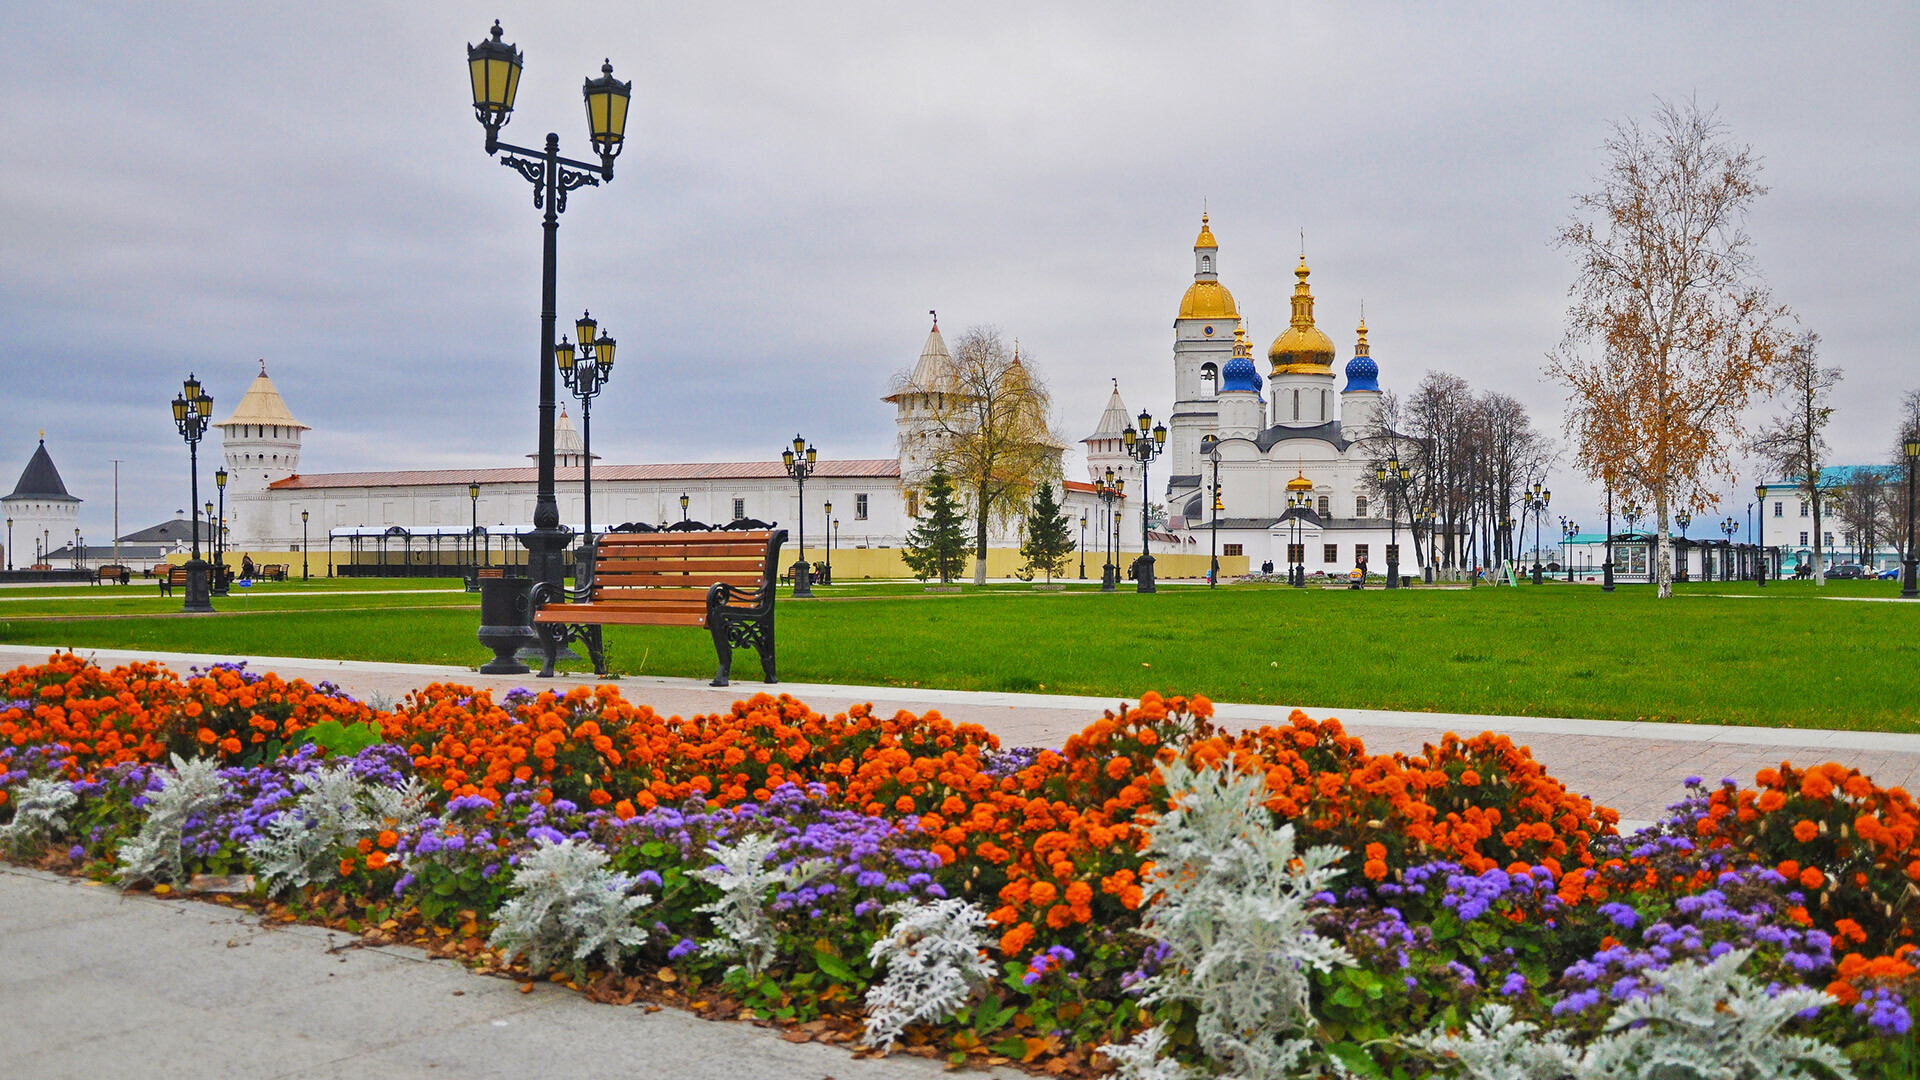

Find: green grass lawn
<box><xmin>1</xmin><ymin>578</ymin><xmax>1914</xmax><ymax>731</ymax></box>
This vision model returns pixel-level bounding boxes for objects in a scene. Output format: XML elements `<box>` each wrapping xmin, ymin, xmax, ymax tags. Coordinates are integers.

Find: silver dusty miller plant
<box><xmin>488</xmin><ymin>837</ymin><xmax>654</xmax><ymax>976</ymax></box>
<box><xmin>693</xmin><ymin>832</ymin><xmax>827</xmax><ymax>978</ymax></box>
<box><xmin>1410</xmin><ymin>947</ymin><xmax>1852</xmax><ymax>1080</ymax></box>
<box><xmin>0</xmin><ymin>777</ymin><xmax>79</xmax><ymax>853</ymax></box>
<box><xmin>247</xmin><ymin>764</ymin><xmax>427</xmax><ymax>896</ymax></box>
<box><xmin>861</xmin><ymin>897</ymin><xmax>998</xmax><ymax>1050</ymax></box>
<box><xmin>1105</xmin><ymin>759</ymin><xmax>1352</xmax><ymax>1080</ymax></box>
<box><xmin>116</xmin><ymin>754</ymin><xmax>230</xmax><ymax>886</ymax></box>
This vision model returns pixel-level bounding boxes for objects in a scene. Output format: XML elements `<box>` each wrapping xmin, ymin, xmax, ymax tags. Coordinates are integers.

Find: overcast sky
<box><xmin>4</xmin><ymin>2</ymin><xmax>1915</xmax><ymax>544</ymax></box>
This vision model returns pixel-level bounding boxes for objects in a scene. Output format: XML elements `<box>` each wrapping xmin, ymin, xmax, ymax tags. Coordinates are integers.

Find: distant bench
<box><xmin>94</xmin><ymin>565</ymin><xmax>132</xmax><ymax>586</ymax></box>
<box><xmin>531</xmin><ymin>529</ymin><xmax>786</xmax><ymax>685</ymax></box>
<box><xmin>155</xmin><ymin>566</ymin><xmax>189</xmax><ymax>596</ymax></box>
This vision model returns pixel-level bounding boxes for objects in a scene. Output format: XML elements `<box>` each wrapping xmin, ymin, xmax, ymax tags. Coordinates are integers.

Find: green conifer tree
<box><xmin>903</xmin><ymin>465</ymin><xmax>969</xmax><ymax>583</ymax></box>
<box><xmin>1018</xmin><ymin>481</ymin><xmax>1075</xmax><ymax>582</ymax></box>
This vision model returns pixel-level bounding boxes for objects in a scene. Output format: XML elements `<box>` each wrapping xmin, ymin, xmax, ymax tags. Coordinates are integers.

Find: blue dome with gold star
<box><xmin>1344</xmin><ymin>318</ymin><xmax>1379</xmax><ymax>392</ymax></box>
<box><xmin>1221</xmin><ymin>326</ymin><xmax>1263</xmax><ymax>393</ymax></box>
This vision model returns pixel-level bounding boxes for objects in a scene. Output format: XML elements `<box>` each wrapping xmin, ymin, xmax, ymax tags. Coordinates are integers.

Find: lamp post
<box><xmin>1078</xmin><ymin>511</ymin><xmax>1087</xmax><ymax>580</ymax></box>
<box><xmin>1094</xmin><ymin>469</ymin><xmax>1122</xmax><ymax>591</ymax></box>
<box><xmin>1561</xmin><ymin>518</ymin><xmax>1577</xmax><ymax>582</ymax></box>
<box><xmin>556</xmin><ymin>310</ymin><xmax>615</xmax><ymax>550</ymax></box>
<box><xmin>679</xmin><ymin>492</ymin><xmax>689</xmax><ymax>524</ymax></box>
<box><xmin>1376</xmin><ymin>457</ymin><xmax>1412</xmax><ymax>589</ymax></box>
<box><xmin>1674</xmin><ymin>509</ymin><xmax>1692</xmax><ymax>583</ymax></box>
<box><xmin>4</xmin><ymin>518</ymin><xmax>10</xmax><ymax>570</ymax></box>
<box><xmin>73</xmin><ymin>528</ymin><xmax>82</xmax><ymax>571</ymax></box>
<box><xmin>1421</xmin><ymin>506</ymin><xmax>1437</xmax><ymax>583</ymax></box>
<box><xmin>1122</xmin><ymin>410</ymin><xmax>1166</xmax><ymax>593</ymax></box>
<box><xmin>782</xmin><ymin>435</ymin><xmax>817</xmax><ymax>597</ymax></box>
<box><xmin>1520</xmin><ymin>481</ymin><xmax>1550</xmax><ymax>585</ymax></box>
<box><xmin>1901</xmin><ymin>432</ymin><xmax>1918</xmax><ymax>598</ymax></box>
<box><xmin>1719</xmin><ymin>517</ymin><xmax>1738</xmax><ymax>583</ymax></box>
<box><xmin>301</xmin><ymin>510</ymin><xmax>310</xmax><ymax>580</ymax></box>
<box><xmin>1202</xmin><ymin>434</ymin><xmax>1221</xmax><ymax>588</ymax></box>
<box><xmin>1753</xmin><ymin>484</ymin><xmax>1768</xmax><ymax>587</ymax></box>
<box><xmin>211</xmin><ymin>467</ymin><xmax>228</xmax><ymax>593</ymax></box>
<box><xmin>467</xmin><ymin>20</ymin><xmax>630</xmax><ymax>596</ymax></box>
<box><xmin>1284</xmin><ymin>489</ymin><xmax>1310</xmax><ymax>587</ymax></box>
<box><xmin>822</xmin><ymin>500</ymin><xmax>832</xmax><ymax>585</ymax></box>
<box><xmin>170</xmin><ymin>375</ymin><xmax>215</xmax><ymax>613</ymax></box>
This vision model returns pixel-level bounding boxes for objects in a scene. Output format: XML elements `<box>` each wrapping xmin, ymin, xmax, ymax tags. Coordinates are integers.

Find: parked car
<box><xmin>1878</xmin><ymin>566</ymin><xmax>1902</xmax><ymax>580</ymax></box>
<box><xmin>1828</xmin><ymin>563</ymin><xmax>1867</xmax><ymax>579</ymax></box>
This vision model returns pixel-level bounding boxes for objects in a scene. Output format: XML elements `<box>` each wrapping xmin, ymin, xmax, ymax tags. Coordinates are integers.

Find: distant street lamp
<box><xmin>5</xmin><ymin>517</ymin><xmax>11</xmax><ymax>570</ymax></box>
<box><xmin>468</xmin><ymin>481</ymin><xmax>483</xmax><ymax>568</ymax></box>
<box><xmin>1754</xmin><ymin>484</ymin><xmax>1769</xmax><ymax>587</ymax></box>
<box><xmin>467</xmin><ymin>20</ymin><xmax>631</xmax><ymax>594</ymax></box>
<box><xmin>1719</xmin><ymin>516</ymin><xmax>1739</xmax><ymax>583</ymax></box>
<box><xmin>1078</xmin><ymin>510</ymin><xmax>1087</xmax><ymax>580</ymax></box>
<box><xmin>1602</xmin><ymin>484</ymin><xmax>1615</xmax><ymax>593</ymax></box>
<box><xmin>301</xmin><ymin>510</ymin><xmax>310</xmax><ymax>580</ymax></box>
<box><xmin>170</xmin><ymin>375</ymin><xmax>215</xmax><ymax>613</ymax></box>
<box><xmin>1376</xmin><ymin>456</ymin><xmax>1413</xmax><ymax>588</ymax></box>
<box><xmin>1284</xmin><ymin>486</ymin><xmax>1311</xmax><ymax>588</ymax></box>
<box><xmin>1202</xmin><ymin>434</ymin><xmax>1221</xmax><ymax>588</ymax></box>
<box><xmin>1560</xmin><ymin>517</ymin><xmax>1577</xmax><ymax>582</ymax></box>
<box><xmin>1094</xmin><ymin>468</ymin><xmax>1123</xmax><ymax>591</ymax></box>
<box><xmin>212</xmin><ymin>467</ymin><xmax>229</xmax><ymax>594</ymax></box>
<box><xmin>1122</xmin><ymin>410</ymin><xmax>1166</xmax><ymax>593</ymax></box>
<box><xmin>74</xmin><ymin>528</ymin><xmax>83</xmax><ymax>571</ymax></box>
<box><xmin>1901</xmin><ymin>432</ymin><xmax>1918</xmax><ymax>598</ymax></box>
<box><xmin>679</xmin><ymin>492</ymin><xmax>689</xmax><ymax>523</ymax></box>
<box><xmin>556</xmin><ymin>310</ymin><xmax>616</xmax><ymax>547</ymax></box>
<box><xmin>1521</xmin><ymin>481</ymin><xmax>1550</xmax><ymax>585</ymax></box>
<box><xmin>1421</xmin><ymin>506</ymin><xmax>1436</xmax><ymax>584</ymax></box>
<box><xmin>1674</xmin><ymin>509</ymin><xmax>1692</xmax><ymax>582</ymax></box>
<box><xmin>823</xmin><ymin>500</ymin><xmax>833</xmax><ymax>585</ymax></box>
<box><xmin>782</xmin><ymin>435</ymin><xmax>817</xmax><ymax>597</ymax></box>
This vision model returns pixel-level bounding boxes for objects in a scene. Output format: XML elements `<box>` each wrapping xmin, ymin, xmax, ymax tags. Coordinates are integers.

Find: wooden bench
<box><xmin>95</xmin><ymin>565</ymin><xmax>132</xmax><ymax>585</ymax></box>
<box><xmin>531</xmin><ymin>529</ymin><xmax>787</xmax><ymax>685</ymax></box>
<box><xmin>156</xmin><ymin>566</ymin><xmax>189</xmax><ymax>596</ymax></box>
<box><xmin>258</xmin><ymin>563</ymin><xmax>289</xmax><ymax>582</ymax></box>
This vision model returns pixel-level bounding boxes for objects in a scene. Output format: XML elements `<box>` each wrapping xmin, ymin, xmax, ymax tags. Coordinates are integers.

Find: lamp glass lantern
<box><xmin>1122</xmin><ymin>426</ymin><xmax>1136</xmax><ymax>448</ymax></box>
<box><xmin>182</xmin><ymin>374</ymin><xmax>202</xmax><ymax>402</ymax></box>
<box><xmin>593</xmin><ymin>334</ymin><xmax>615</xmax><ymax>369</ymax></box>
<box><xmin>782</xmin><ymin>448</ymin><xmax>795</xmax><ymax>468</ymax></box>
<box><xmin>466</xmin><ymin>21</ymin><xmax>523</xmax><ymax>133</ymax></box>
<box><xmin>575</xmin><ymin>312</ymin><xmax>597</xmax><ymax>345</ymax></box>
<box><xmin>468</xmin><ymin>482</ymin><xmax>480</xmax><ymax>501</ymax></box>
<box><xmin>1904</xmin><ymin>434</ymin><xmax>1920</xmax><ymax>460</ymax></box>
<box><xmin>171</xmin><ymin>395</ymin><xmax>189</xmax><ymax>422</ymax></box>
<box><xmin>1152</xmin><ymin>422</ymin><xmax>1166</xmax><ymax>445</ymax></box>
<box><xmin>555</xmin><ymin>336</ymin><xmax>576</xmax><ymax>374</ymax></box>
<box><xmin>582</xmin><ymin>61</ymin><xmax>632</xmax><ymax>162</ymax></box>
<box><xmin>214</xmin><ymin>468</ymin><xmax>226</xmax><ymax>490</ymax></box>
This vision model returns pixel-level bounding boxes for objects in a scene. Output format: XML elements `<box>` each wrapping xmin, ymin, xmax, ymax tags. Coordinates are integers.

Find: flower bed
<box><xmin>3</xmin><ymin>652</ymin><xmax>1916</xmax><ymax>1077</ymax></box>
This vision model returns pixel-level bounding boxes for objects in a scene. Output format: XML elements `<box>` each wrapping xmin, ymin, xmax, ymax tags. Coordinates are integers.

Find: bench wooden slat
<box><xmin>598</xmin><ymin>531</ymin><xmax>771</xmax><ymax>546</ymax></box>
<box><xmin>592</xmin><ymin>585</ymin><xmax>745</xmax><ymax>600</ymax></box>
<box><xmin>590</xmin><ymin>558</ymin><xmax>770</xmax><ymax>574</ymax></box>
<box><xmin>534</xmin><ymin>607</ymin><xmax>708</xmax><ymax>627</ymax></box>
<box><xmin>595</xmin><ymin>573</ymin><xmax>765</xmax><ymax>589</ymax></box>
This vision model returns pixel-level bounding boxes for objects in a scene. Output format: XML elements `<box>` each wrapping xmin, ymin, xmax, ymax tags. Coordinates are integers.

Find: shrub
<box><xmin>488</xmin><ymin>837</ymin><xmax>653</xmax><ymax>978</ymax></box>
<box><xmin>114</xmin><ymin>754</ymin><xmax>229</xmax><ymax>885</ymax></box>
<box><xmin>0</xmin><ymin>776</ymin><xmax>78</xmax><ymax>853</ymax></box>
<box><xmin>862</xmin><ymin>898</ymin><xmax>997</xmax><ymax>1049</ymax></box>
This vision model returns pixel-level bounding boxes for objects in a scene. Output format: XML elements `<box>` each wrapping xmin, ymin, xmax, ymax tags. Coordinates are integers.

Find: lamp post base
<box><xmin>181</xmin><ymin>558</ymin><xmax>214</xmax><ymax>614</ymax></box>
<box><xmin>517</xmin><ymin>525</ymin><xmax>576</xmax><ymax>594</ymax></box>
<box><xmin>1602</xmin><ymin>562</ymin><xmax>1615</xmax><ymax>592</ymax></box>
<box><xmin>791</xmin><ymin>560</ymin><xmax>813</xmax><ymax>598</ymax></box>
<box><xmin>1134</xmin><ymin>555</ymin><xmax>1156</xmax><ymax>594</ymax></box>
<box><xmin>1101</xmin><ymin>564</ymin><xmax>1116</xmax><ymax>592</ymax></box>
<box><xmin>477</xmin><ymin>576</ymin><xmax>534</xmax><ymax>675</ymax></box>
<box><xmin>1902</xmin><ymin>559</ymin><xmax>1917</xmax><ymax>599</ymax></box>
<box><xmin>1532</xmin><ymin>562</ymin><xmax>1544</xmax><ymax>586</ymax></box>
<box><xmin>1385</xmin><ymin>557</ymin><xmax>1399</xmax><ymax>589</ymax></box>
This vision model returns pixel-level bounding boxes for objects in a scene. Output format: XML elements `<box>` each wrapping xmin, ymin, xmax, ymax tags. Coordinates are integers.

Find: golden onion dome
<box><xmin>1286</xmin><ymin>471</ymin><xmax>1314</xmax><ymax>492</ymax></box>
<box><xmin>1194</xmin><ymin>212</ymin><xmax>1218</xmax><ymax>250</ymax></box>
<box><xmin>1268</xmin><ymin>254</ymin><xmax>1336</xmax><ymax>372</ymax></box>
<box><xmin>1178</xmin><ymin>279</ymin><xmax>1238</xmax><ymax>319</ymax></box>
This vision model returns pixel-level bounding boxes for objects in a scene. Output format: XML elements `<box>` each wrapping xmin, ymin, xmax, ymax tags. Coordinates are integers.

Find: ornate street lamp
<box><xmin>1901</xmin><ymin>432</ymin><xmax>1918</xmax><ymax>598</ymax></box>
<box><xmin>1094</xmin><ymin>468</ymin><xmax>1123</xmax><ymax>591</ymax></box>
<box><xmin>468</xmin><ymin>481</ymin><xmax>483</xmax><ymax>568</ymax></box>
<box><xmin>73</xmin><ymin>528</ymin><xmax>82</xmax><ymax>571</ymax></box>
<box><xmin>1201</xmin><ymin>434</ymin><xmax>1221</xmax><ymax>588</ymax></box>
<box><xmin>301</xmin><ymin>510</ymin><xmax>310</xmax><ymax>580</ymax></box>
<box><xmin>679</xmin><ymin>492</ymin><xmax>690</xmax><ymax>523</ymax></box>
<box><xmin>1421</xmin><ymin>506</ymin><xmax>1437</xmax><ymax>583</ymax></box>
<box><xmin>171</xmin><ymin>374</ymin><xmax>215</xmax><ymax>613</ymax></box>
<box><xmin>212</xmin><ymin>467</ymin><xmax>229</xmax><ymax>595</ymax></box>
<box><xmin>1122</xmin><ymin>410</ymin><xmax>1167</xmax><ymax>593</ymax></box>
<box><xmin>1560</xmin><ymin>517</ymin><xmax>1578</xmax><ymax>582</ymax></box>
<box><xmin>822</xmin><ymin>500</ymin><xmax>832</xmax><ymax>585</ymax></box>
<box><xmin>1754</xmin><ymin>483</ymin><xmax>1768</xmax><ymax>588</ymax></box>
<box><xmin>1375</xmin><ymin>456</ymin><xmax>1412</xmax><ymax>588</ymax></box>
<box><xmin>557</xmin><ymin>310</ymin><xmax>615</xmax><ymax>548</ymax></box>
<box><xmin>1674</xmin><ymin>508</ymin><xmax>1692</xmax><ymax>583</ymax></box>
<box><xmin>1078</xmin><ymin>510</ymin><xmax>1087</xmax><ymax>580</ymax></box>
<box><xmin>1283</xmin><ymin>473</ymin><xmax>1314</xmax><ymax>587</ymax></box>
<box><xmin>5</xmin><ymin>518</ymin><xmax>11</xmax><ymax>571</ymax></box>
<box><xmin>1520</xmin><ymin>481</ymin><xmax>1550</xmax><ymax>585</ymax></box>
<box><xmin>1601</xmin><ymin>482</ymin><xmax>1616</xmax><ymax>592</ymax></box>
<box><xmin>467</xmin><ymin>21</ymin><xmax>630</xmax><ymax>597</ymax></box>
<box><xmin>782</xmin><ymin>435</ymin><xmax>817</xmax><ymax>596</ymax></box>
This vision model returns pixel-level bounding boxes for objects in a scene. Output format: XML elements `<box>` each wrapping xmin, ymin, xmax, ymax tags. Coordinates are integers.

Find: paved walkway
<box><xmin>6</xmin><ymin>644</ymin><xmax>1919</xmax><ymax>826</ymax></box>
<box><xmin>0</xmin><ymin>865</ymin><xmax>1005</xmax><ymax>1080</ymax></box>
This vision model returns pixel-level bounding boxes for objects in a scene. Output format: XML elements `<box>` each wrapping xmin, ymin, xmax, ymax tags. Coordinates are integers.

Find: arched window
<box><xmin>1321</xmin><ymin>390</ymin><xmax>1329</xmax><ymax>421</ymax></box>
<box><xmin>1356</xmin><ymin>495</ymin><xmax>1370</xmax><ymax>517</ymax></box>
<box><xmin>1200</xmin><ymin>363</ymin><xmax>1218</xmax><ymax>398</ymax></box>
<box><xmin>1317</xmin><ymin>495</ymin><xmax>1330</xmax><ymax>517</ymax></box>
<box><xmin>1200</xmin><ymin>255</ymin><xmax>1212</xmax><ymax>273</ymax></box>
<box><xmin>1291</xmin><ymin>389</ymin><xmax>1301</xmax><ymax>420</ymax></box>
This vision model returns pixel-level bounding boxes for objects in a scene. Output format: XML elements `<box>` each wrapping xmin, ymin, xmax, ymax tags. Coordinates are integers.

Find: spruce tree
<box><xmin>1019</xmin><ymin>481</ymin><xmax>1075</xmax><ymax>582</ymax></box>
<box><xmin>903</xmin><ymin>465</ymin><xmax>969</xmax><ymax>583</ymax></box>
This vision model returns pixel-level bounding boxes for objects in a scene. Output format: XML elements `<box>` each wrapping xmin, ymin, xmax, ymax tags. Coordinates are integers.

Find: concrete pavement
<box><xmin>0</xmin><ymin>865</ymin><xmax>1013</xmax><ymax>1080</ymax></box>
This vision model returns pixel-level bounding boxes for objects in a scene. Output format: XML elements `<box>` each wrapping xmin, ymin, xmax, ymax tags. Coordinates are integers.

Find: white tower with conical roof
<box><xmin>220</xmin><ymin>362</ymin><xmax>308</xmax><ymax>547</ymax></box>
<box><xmin>3</xmin><ymin>435</ymin><xmax>81</xmax><ymax>568</ymax></box>
<box><xmin>1169</xmin><ymin>213</ymin><xmax>1237</xmax><ymax>484</ymax></box>
<box><xmin>1081</xmin><ymin>380</ymin><xmax>1141</xmax><ymax>491</ymax></box>
<box><xmin>884</xmin><ymin>312</ymin><xmax>964</xmax><ymax>484</ymax></box>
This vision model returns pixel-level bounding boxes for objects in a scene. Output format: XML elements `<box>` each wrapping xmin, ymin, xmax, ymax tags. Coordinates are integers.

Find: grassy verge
<box><xmin>1</xmin><ymin>578</ymin><xmax>1913</xmax><ymax>731</ymax></box>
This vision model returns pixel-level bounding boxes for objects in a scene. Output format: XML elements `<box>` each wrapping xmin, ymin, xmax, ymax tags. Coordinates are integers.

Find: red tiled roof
<box><xmin>270</xmin><ymin>459</ymin><xmax>901</xmax><ymax>490</ymax></box>
<box><xmin>1062</xmin><ymin>479</ymin><xmax>1125</xmax><ymax>500</ymax></box>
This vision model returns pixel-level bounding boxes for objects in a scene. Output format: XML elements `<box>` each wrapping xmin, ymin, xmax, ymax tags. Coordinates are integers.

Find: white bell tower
<box><xmin>219</xmin><ymin>361</ymin><xmax>308</xmax><ymax>547</ymax></box>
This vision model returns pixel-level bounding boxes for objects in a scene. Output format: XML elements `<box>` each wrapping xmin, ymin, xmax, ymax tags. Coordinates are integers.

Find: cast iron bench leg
<box><xmin>709</xmin><ymin>617</ymin><xmax>733</xmax><ymax>687</ymax></box>
<box><xmin>756</xmin><ymin>615</ymin><xmax>777</xmax><ymax>683</ymax></box>
<box><xmin>586</xmin><ymin>626</ymin><xmax>606</xmax><ymax>677</ymax></box>
<box><xmin>538</xmin><ymin>624</ymin><xmax>560</xmax><ymax>678</ymax></box>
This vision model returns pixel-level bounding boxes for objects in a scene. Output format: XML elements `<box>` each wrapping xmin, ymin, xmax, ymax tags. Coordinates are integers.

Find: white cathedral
<box><xmin>191</xmin><ymin>214</ymin><xmax>1404</xmax><ymax>578</ymax></box>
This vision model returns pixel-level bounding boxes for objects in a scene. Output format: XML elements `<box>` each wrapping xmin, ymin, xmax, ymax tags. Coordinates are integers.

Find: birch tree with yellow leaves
<box><xmin>1549</xmin><ymin>98</ymin><xmax>1793</xmax><ymax>598</ymax></box>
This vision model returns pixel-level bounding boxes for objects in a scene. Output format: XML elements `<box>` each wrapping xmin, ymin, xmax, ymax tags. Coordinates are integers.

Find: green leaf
<box><xmin>948</xmin><ymin>1051</ymin><xmax>967</xmax><ymax>1067</ymax></box>
<box><xmin>1327</xmin><ymin>1042</ymin><xmax>1385</xmax><ymax>1078</ymax></box>
<box><xmin>1330</xmin><ymin>985</ymin><xmax>1363</xmax><ymax>1009</ymax></box>
<box><xmin>992</xmin><ymin>1037</ymin><xmax>1030</xmax><ymax>1059</ymax></box>
<box><xmin>813</xmin><ymin>948</ymin><xmax>857</xmax><ymax>982</ymax></box>
<box><xmin>640</xmin><ymin>840</ymin><xmax>666</xmax><ymax>858</ymax></box>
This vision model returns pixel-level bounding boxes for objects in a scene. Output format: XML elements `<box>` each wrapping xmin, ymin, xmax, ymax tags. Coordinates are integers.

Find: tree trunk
<box><xmin>974</xmin><ymin>482</ymin><xmax>989</xmax><ymax>586</ymax></box>
<box><xmin>1811</xmin><ymin>487</ymin><xmax>1826</xmax><ymax>586</ymax></box>
<box><xmin>1655</xmin><ymin>495</ymin><xmax>1673</xmax><ymax>599</ymax></box>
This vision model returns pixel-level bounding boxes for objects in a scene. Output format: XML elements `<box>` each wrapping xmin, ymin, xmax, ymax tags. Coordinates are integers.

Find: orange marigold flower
<box><xmin>1046</xmin><ymin>904</ymin><xmax>1074</xmax><ymax>929</ymax></box>
<box><xmin>1460</xmin><ymin>770</ymin><xmax>1481</xmax><ymax>788</ymax></box>
<box><xmin>1756</xmin><ymin>768</ymin><xmax>1782</xmax><ymax>788</ymax></box>
<box><xmin>1826</xmin><ymin>980</ymin><xmax>1859</xmax><ymax>1005</ymax></box>
<box><xmin>219</xmin><ymin>737</ymin><xmax>242</xmax><ymax>755</ymax></box>
<box><xmin>196</xmin><ymin>727</ymin><xmax>217</xmax><ymax>745</ymax></box>
<box><xmin>339</xmin><ymin>857</ymin><xmax>356</xmax><ymax>876</ymax></box>
<box><xmin>377</xmin><ymin>830</ymin><xmax>398</xmax><ymax>848</ymax></box>
<box><xmin>1000</xmin><ymin>922</ymin><xmax>1035</xmax><ymax>957</ymax></box>
<box><xmin>1029</xmin><ymin>882</ymin><xmax>1058</xmax><ymax>907</ymax></box>
<box><xmin>1365</xmin><ymin>842</ymin><xmax>1387</xmax><ymax>862</ymax></box>
<box><xmin>356</xmin><ymin>837</ymin><xmax>375</xmax><ymax>854</ymax></box>
<box><xmin>1363</xmin><ymin>859</ymin><xmax>1388</xmax><ymax>881</ymax></box>
<box><xmin>1777</xmin><ymin>860</ymin><xmax>1801</xmax><ymax>879</ymax></box>
<box><xmin>1757</xmin><ymin>790</ymin><xmax>1786</xmax><ymax>813</ymax></box>
<box><xmin>366</xmin><ymin>851</ymin><xmax>388</xmax><ymax>870</ymax></box>
<box><xmin>1799</xmin><ymin>866</ymin><xmax>1825</xmax><ymax>889</ymax></box>
<box><xmin>1792</xmin><ymin>820</ymin><xmax>1818</xmax><ymax>843</ymax></box>
<box><xmin>1065</xmin><ymin>881</ymin><xmax>1093</xmax><ymax>907</ymax></box>
<box><xmin>1801</xmin><ymin>772</ymin><xmax>1834</xmax><ymax>800</ymax></box>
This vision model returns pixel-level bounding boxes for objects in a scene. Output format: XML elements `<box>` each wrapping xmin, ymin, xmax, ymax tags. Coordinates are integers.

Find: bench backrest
<box><xmin>589</xmin><ymin>531</ymin><xmax>776</xmax><ymax>603</ymax></box>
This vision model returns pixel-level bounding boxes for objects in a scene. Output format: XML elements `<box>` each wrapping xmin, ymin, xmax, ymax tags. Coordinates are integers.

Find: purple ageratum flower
<box><xmin>635</xmin><ymin>869</ymin><xmax>663</xmax><ymax>890</ymax></box>
<box><xmin>1500</xmin><ymin>973</ymin><xmax>1527</xmax><ymax>997</ymax></box>
<box><xmin>1599</xmin><ymin>902</ymin><xmax>1639</xmax><ymax>929</ymax></box>
<box><xmin>668</xmin><ymin>937</ymin><xmax>698</xmax><ymax>960</ymax></box>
